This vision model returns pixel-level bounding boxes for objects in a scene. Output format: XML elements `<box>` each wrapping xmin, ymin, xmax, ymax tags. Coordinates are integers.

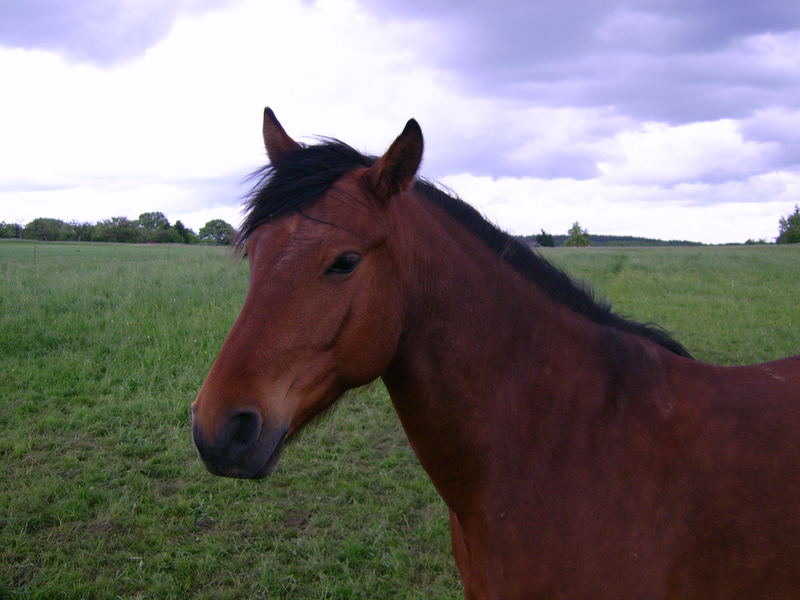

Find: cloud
<box><xmin>0</xmin><ymin>0</ymin><xmax>238</xmax><ymax>64</ymax></box>
<box><xmin>741</xmin><ymin>107</ymin><xmax>800</xmax><ymax>169</ymax></box>
<box><xmin>355</xmin><ymin>0</ymin><xmax>800</xmax><ymax>124</ymax></box>
<box><xmin>598</xmin><ymin>120</ymin><xmax>775</xmax><ymax>186</ymax></box>
<box><xmin>344</xmin><ymin>0</ymin><xmax>800</xmax><ymax>210</ymax></box>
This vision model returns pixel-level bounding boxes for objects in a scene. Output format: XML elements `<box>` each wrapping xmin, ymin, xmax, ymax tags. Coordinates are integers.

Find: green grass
<box><xmin>1</xmin><ymin>240</ymin><xmax>798</xmax><ymax>599</ymax></box>
<box><xmin>542</xmin><ymin>245</ymin><xmax>800</xmax><ymax>364</ymax></box>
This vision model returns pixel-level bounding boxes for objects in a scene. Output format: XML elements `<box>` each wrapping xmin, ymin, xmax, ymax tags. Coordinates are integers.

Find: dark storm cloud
<box><xmin>356</xmin><ymin>0</ymin><xmax>800</xmax><ymax>124</ymax></box>
<box><xmin>0</xmin><ymin>0</ymin><xmax>236</xmax><ymax>64</ymax></box>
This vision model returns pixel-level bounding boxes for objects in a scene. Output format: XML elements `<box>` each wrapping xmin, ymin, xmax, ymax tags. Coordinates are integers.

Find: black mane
<box><xmin>237</xmin><ymin>140</ymin><xmax>375</xmax><ymax>248</ymax></box>
<box><xmin>239</xmin><ymin>139</ymin><xmax>692</xmax><ymax>359</ymax></box>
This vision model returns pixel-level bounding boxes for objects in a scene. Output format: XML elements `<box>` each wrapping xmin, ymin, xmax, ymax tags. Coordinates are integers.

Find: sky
<box><xmin>1</xmin><ymin>0</ymin><xmax>799</xmax><ymax>243</ymax></box>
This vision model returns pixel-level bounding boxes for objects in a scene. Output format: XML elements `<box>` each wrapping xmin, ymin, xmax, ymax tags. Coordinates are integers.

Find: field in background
<box><xmin>1</xmin><ymin>240</ymin><xmax>798</xmax><ymax>599</ymax></box>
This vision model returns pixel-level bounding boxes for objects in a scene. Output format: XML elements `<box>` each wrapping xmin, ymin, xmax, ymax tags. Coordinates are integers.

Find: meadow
<box><xmin>1</xmin><ymin>239</ymin><xmax>798</xmax><ymax>599</ymax></box>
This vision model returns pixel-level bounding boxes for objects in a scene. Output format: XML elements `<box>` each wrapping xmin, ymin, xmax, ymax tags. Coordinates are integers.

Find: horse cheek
<box><xmin>337</xmin><ymin>288</ymin><xmax>401</xmax><ymax>387</ymax></box>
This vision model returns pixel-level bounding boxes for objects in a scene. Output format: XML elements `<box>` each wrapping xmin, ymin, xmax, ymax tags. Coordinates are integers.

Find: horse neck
<box><xmin>381</xmin><ymin>196</ymin><xmax>612</xmax><ymax>513</ymax></box>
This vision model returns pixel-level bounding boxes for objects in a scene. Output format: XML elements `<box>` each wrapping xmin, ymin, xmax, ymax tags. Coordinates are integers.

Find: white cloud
<box><xmin>0</xmin><ymin>0</ymin><xmax>239</xmax><ymax>64</ymax></box>
<box><xmin>598</xmin><ymin>120</ymin><xmax>774</xmax><ymax>185</ymax></box>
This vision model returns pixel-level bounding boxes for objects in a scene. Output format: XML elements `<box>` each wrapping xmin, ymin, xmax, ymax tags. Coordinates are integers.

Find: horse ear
<box><xmin>262</xmin><ymin>107</ymin><xmax>301</xmax><ymax>162</ymax></box>
<box><xmin>366</xmin><ymin>119</ymin><xmax>423</xmax><ymax>201</ymax></box>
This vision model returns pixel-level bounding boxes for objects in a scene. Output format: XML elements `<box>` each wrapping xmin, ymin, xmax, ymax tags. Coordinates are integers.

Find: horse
<box><xmin>192</xmin><ymin>108</ymin><xmax>800</xmax><ymax>599</ymax></box>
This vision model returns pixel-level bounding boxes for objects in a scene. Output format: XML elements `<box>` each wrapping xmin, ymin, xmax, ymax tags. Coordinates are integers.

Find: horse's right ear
<box><xmin>262</xmin><ymin>107</ymin><xmax>301</xmax><ymax>162</ymax></box>
<box><xmin>366</xmin><ymin>119</ymin><xmax>424</xmax><ymax>202</ymax></box>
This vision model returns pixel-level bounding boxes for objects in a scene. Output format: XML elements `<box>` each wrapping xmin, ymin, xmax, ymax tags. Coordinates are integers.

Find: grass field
<box><xmin>1</xmin><ymin>239</ymin><xmax>798</xmax><ymax>599</ymax></box>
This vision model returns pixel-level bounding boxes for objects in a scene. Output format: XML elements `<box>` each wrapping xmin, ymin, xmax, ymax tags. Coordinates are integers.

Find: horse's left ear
<box><xmin>366</xmin><ymin>119</ymin><xmax>423</xmax><ymax>201</ymax></box>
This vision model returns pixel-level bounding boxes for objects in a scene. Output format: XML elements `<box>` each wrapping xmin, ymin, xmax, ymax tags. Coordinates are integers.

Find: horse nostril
<box><xmin>227</xmin><ymin>409</ymin><xmax>262</xmax><ymax>455</ymax></box>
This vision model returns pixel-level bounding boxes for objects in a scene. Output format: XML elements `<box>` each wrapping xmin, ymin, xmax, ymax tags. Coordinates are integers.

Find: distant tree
<box><xmin>199</xmin><ymin>219</ymin><xmax>235</xmax><ymax>245</ymax></box>
<box><xmin>0</xmin><ymin>221</ymin><xmax>22</xmax><ymax>238</ymax></box>
<box><xmin>23</xmin><ymin>218</ymin><xmax>73</xmax><ymax>241</ymax></box>
<box><xmin>744</xmin><ymin>238</ymin><xmax>768</xmax><ymax>245</ymax></box>
<box><xmin>93</xmin><ymin>216</ymin><xmax>141</xmax><ymax>243</ymax></box>
<box><xmin>173</xmin><ymin>220</ymin><xmax>198</xmax><ymax>244</ymax></box>
<box><xmin>138</xmin><ymin>211</ymin><xmax>171</xmax><ymax>231</ymax></box>
<box><xmin>152</xmin><ymin>228</ymin><xmax>183</xmax><ymax>243</ymax></box>
<box><xmin>535</xmin><ymin>229</ymin><xmax>555</xmax><ymax>247</ymax></box>
<box><xmin>137</xmin><ymin>211</ymin><xmax>177</xmax><ymax>243</ymax></box>
<box><xmin>68</xmin><ymin>221</ymin><xmax>95</xmax><ymax>241</ymax></box>
<box><xmin>776</xmin><ymin>205</ymin><xmax>800</xmax><ymax>244</ymax></box>
<box><xmin>564</xmin><ymin>221</ymin><xmax>590</xmax><ymax>247</ymax></box>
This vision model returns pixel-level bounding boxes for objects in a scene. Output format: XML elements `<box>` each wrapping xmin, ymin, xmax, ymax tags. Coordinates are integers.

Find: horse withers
<box><xmin>192</xmin><ymin>108</ymin><xmax>800</xmax><ymax>599</ymax></box>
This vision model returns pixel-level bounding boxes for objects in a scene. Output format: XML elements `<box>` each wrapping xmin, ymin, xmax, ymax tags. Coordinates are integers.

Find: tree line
<box><xmin>527</xmin><ymin>206</ymin><xmax>800</xmax><ymax>247</ymax></box>
<box><xmin>5</xmin><ymin>206</ymin><xmax>798</xmax><ymax>247</ymax></box>
<box><xmin>0</xmin><ymin>212</ymin><xmax>235</xmax><ymax>245</ymax></box>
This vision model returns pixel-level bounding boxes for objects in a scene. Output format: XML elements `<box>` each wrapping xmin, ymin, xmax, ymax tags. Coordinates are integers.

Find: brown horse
<box><xmin>192</xmin><ymin>108</ymin><xmax>800</xmax><ymax>599</ymax></box>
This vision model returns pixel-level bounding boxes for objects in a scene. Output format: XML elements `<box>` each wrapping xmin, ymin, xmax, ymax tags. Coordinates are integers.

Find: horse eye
<box><xmin>325</xmin><ymin>252</ymin><xmax>361</xmax><ymax>275</ymax></box>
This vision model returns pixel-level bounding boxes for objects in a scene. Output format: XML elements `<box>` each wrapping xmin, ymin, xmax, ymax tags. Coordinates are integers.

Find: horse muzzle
<box><xmin>192</xmin><ymin>407</ymin><xmax>288</xmax><ymax>479</ymax></box>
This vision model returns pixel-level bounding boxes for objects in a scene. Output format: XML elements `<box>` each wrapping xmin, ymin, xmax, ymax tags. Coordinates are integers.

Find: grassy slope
<box><xmin>1</xmin><ymin>240</ymin><xmax>798</xmax><ymax>599</ymax></box>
